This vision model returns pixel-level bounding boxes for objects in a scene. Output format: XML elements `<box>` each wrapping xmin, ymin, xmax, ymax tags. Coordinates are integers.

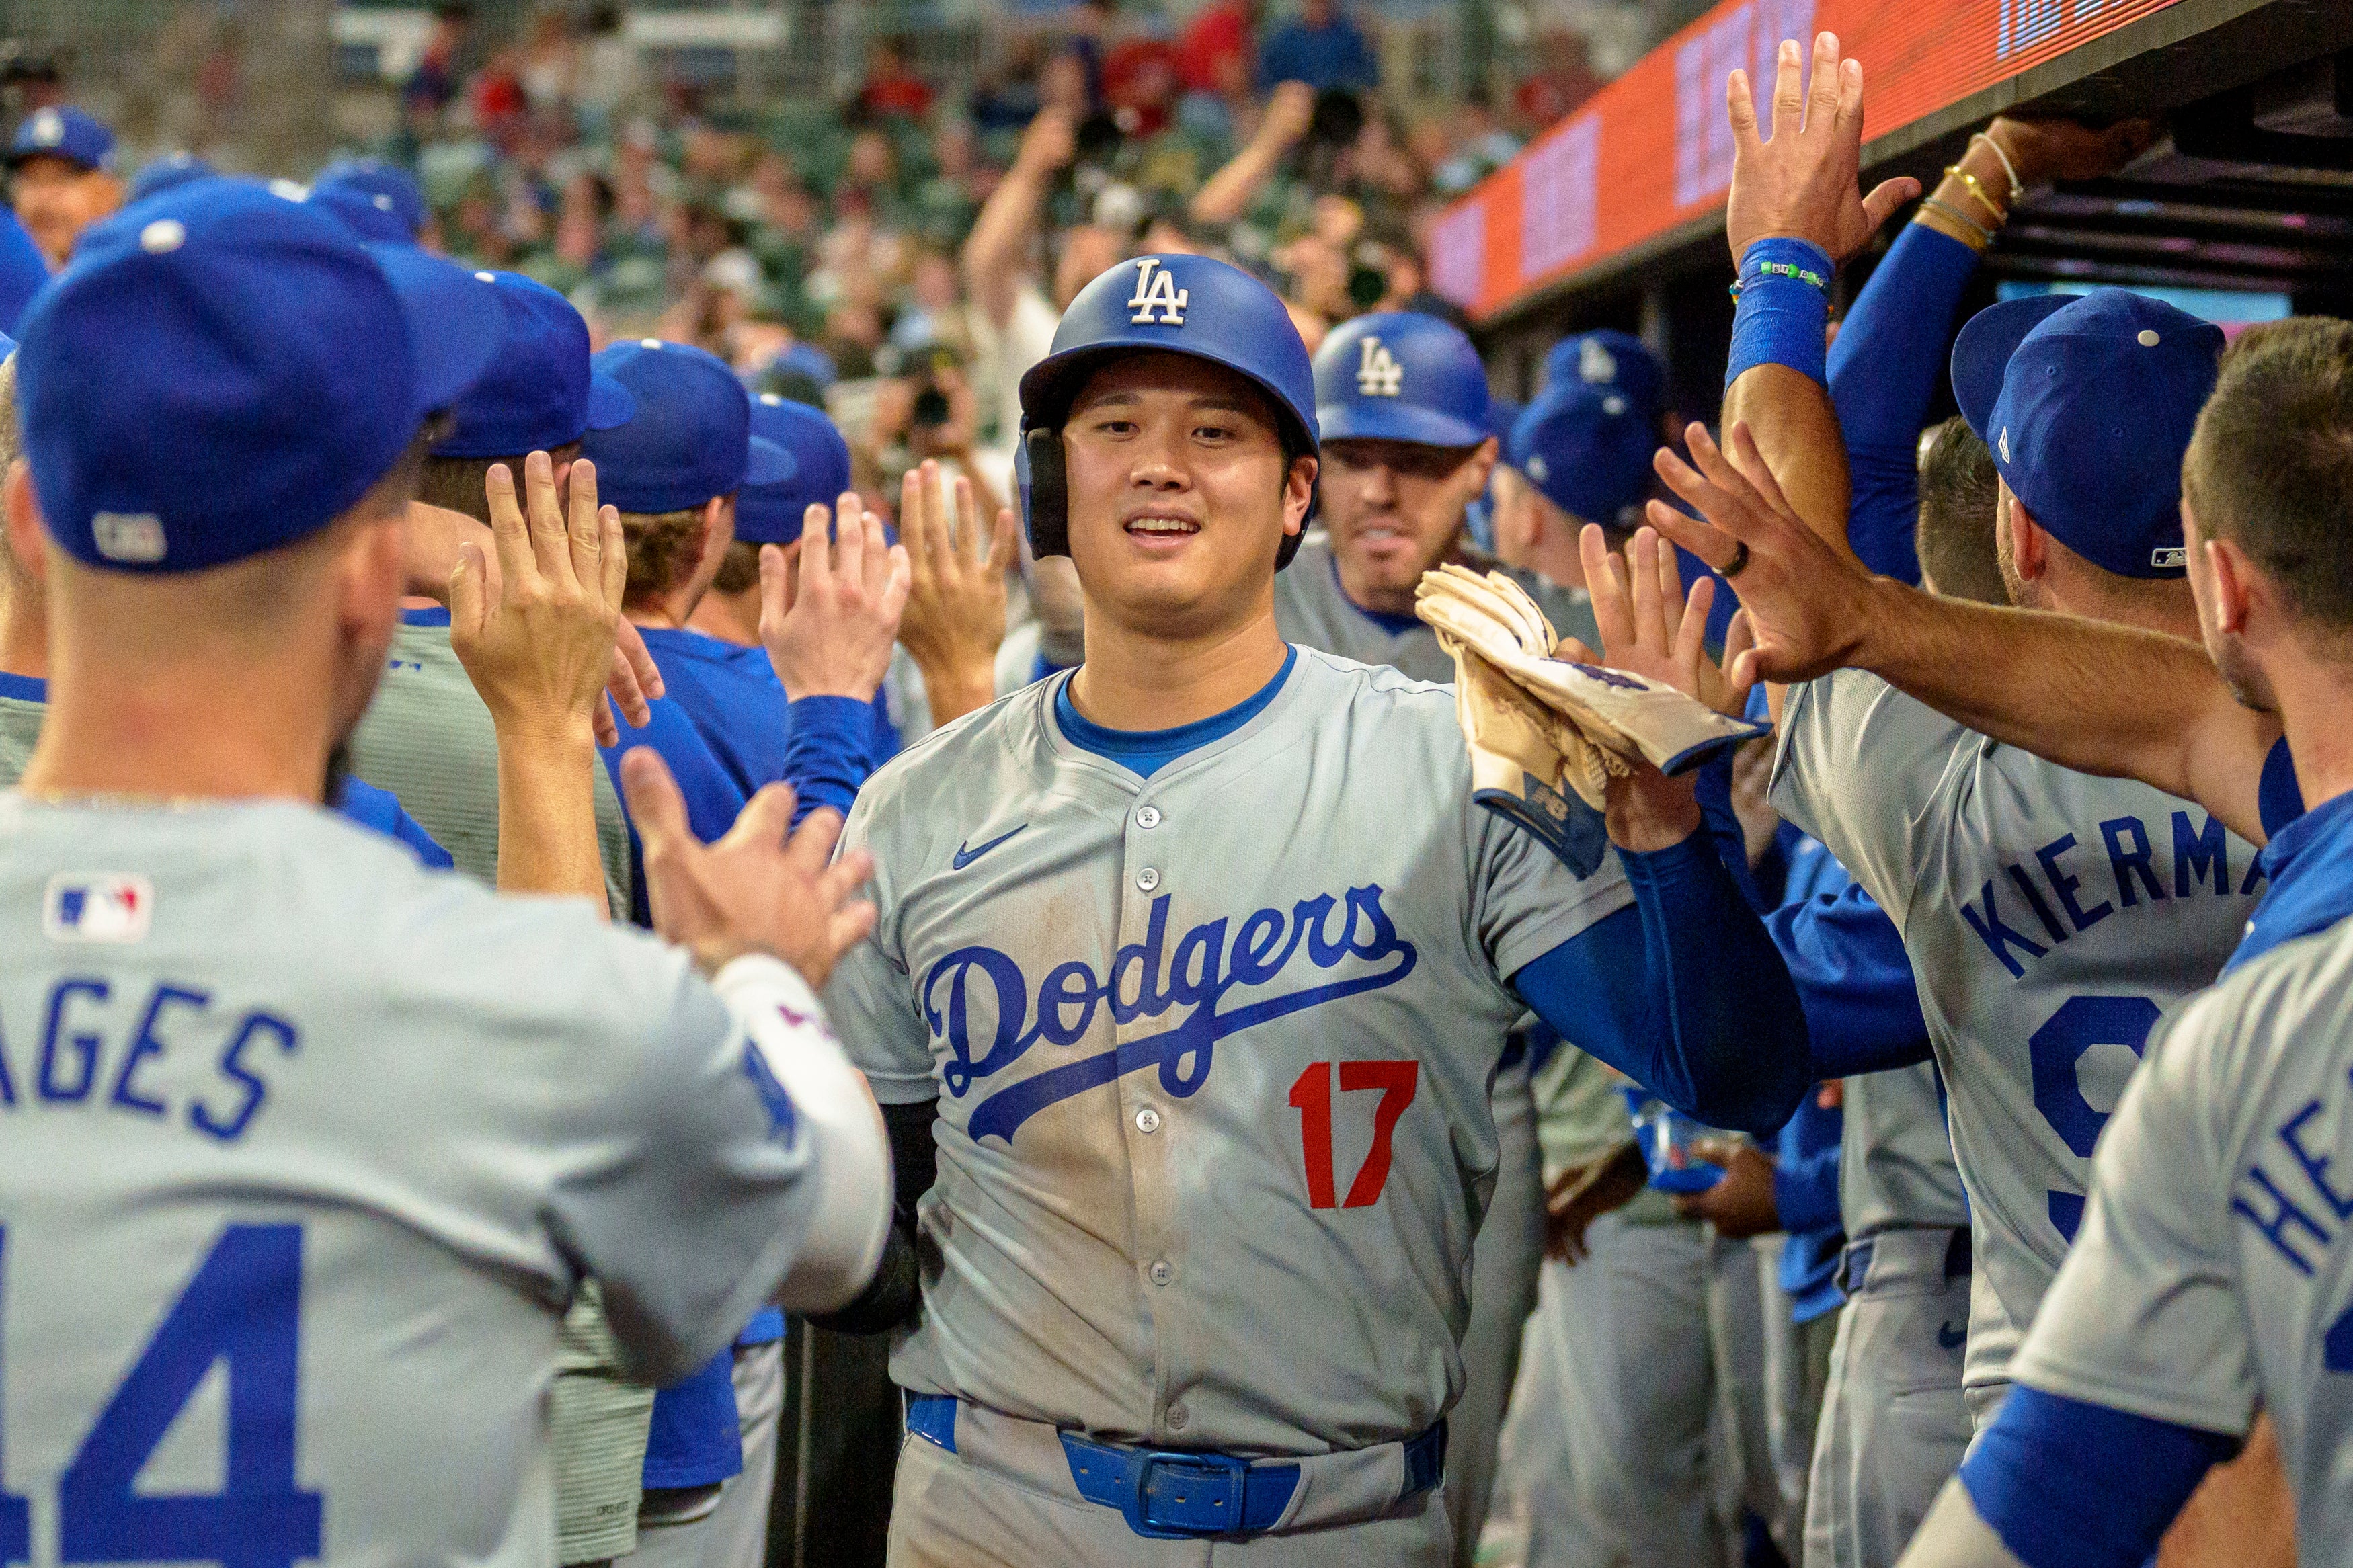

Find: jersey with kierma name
<box><xmin>1275</xmin><ymin>533</ymin><xmax>1604</xmax><ymax>687</ymax></box>
<box><xmin>827</xmin><ymin>649</ymin><xmax>1631</xmax><ymax>1456</ymax></box>
<box><xmin>1773</xmin><ymin>670</ymin><xmax>2260</xmax><ymax>1413</ymax></box>
<box><xmin>0</xmin><ymin>798</ymin><xmax>824</xmax><ymax>1568</ymax></box>
<box><xmin>2013</xmin><ymin>916</ymin><xmax>2353</xmax><ymax>1553</ymax></box>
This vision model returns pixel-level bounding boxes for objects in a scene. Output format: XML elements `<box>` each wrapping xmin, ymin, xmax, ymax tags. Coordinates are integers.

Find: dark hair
<box><xmin>2184</xmin><ymin>316</ymin><xmax>2353</xmax><ymax>636</ymax></box>
<box><xmin>1914</xmin><ymin>417</ymin><xmax>2005</xmax><ymax>607</ymax></box>
<box><xmin>712</xmin><ymin>538</ymin><xmax>762</xmax><ymax>594</ymax></box>
<box><xmin>418</xmin><ymin>444</ymin><xmax>582</xmax><ymax>524</ymax></box>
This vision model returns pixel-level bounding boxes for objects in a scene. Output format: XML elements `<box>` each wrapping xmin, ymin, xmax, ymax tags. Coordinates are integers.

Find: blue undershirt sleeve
<box><xmin>781</xmin><ymin>695</ymin><xmax>875</xmax><ymax>827</ymax></box>
<box><xmin>1826</xmin><ymin>222</ymin><xmax>1983</xmax><ymax>584</ymax></box>
<box><xmin>1960</xmin><ymin>1386</ymin><xmax>2238</xmax><ymax>1568</ymax></box>
<box><xmin>1772</xmin><ymin>1139</ymin><xmax>1843</xmax><ymax>1235</ymax></box>
<box><xmin>1511</xmin><ymin>835</ymin><xmax>1812</xmax><ymax>1137</ymax></box>
<box><xmin>2258</xmin><ymin>734</ymin><xmax>2305</xmax><ymax>840</ymax></box>
<box><xmin>1766</xmin><ymin>886</ymin><xmax>1936</xmax><ymax>1075</ymax></box>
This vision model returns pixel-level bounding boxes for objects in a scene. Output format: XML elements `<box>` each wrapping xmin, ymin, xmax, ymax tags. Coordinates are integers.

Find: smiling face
<box><xmin>1060</xmin><ymin>351</ymin><xmax>1316</xmax><ymax>644</ymax></box>
<box><xmin>1318</xmin><ymin>436</ymin><xmax>1496</xmax><ymax>612</ymax></box>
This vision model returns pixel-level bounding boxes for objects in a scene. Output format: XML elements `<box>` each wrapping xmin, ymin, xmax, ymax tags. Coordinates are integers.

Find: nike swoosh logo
<box><xmin>1938</xmin><ymin>1321</ymin><xmax>1967</xmax><ymax>1350</ymax></box>
<box><xmin>951</xmin><ymin>825</ymin><xmax>1027</xmax><ymax>870</ymax></box>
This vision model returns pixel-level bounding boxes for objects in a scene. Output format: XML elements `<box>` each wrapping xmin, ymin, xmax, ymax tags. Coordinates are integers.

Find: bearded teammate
<box><xmin>818</xmin><ymin>252</ymin><xmax>1812</xmax><ymax>1564</ymax></box>
<box><xmin>1269</xmin><ymin>307</ymin><xmax>1601</xmax><ymax>1567</ymax></box>
<box><xmin>0</xmin><ymin>177</ymin><xmax>889</xmax><ymax>1568</ymax></box>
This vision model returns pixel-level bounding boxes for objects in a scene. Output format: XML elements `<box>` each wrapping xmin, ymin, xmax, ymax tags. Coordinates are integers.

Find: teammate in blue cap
<box><xmin>1642</xmin><ymin>34</ymin><xmax>2283</xmax><ymax>1555</ymax></box>
<box><xmin>7</xmin><ymin>105</ymin><xmax>120</xmax><ymax>267</ymax></box>
<box><xmin>580</xmin><ymin>337</ymin><xmax>907</xmax><ymax>1568</ymax></box>
<box><xmin>1497</xmin><ymin>332</ymin><xmax>1669</xmax><ymax>580</ymax></box>
<box><xmin>126</xmin><ymin>149</ymin><xmax>214</xmax><ymax>204</ymax></box>
<box><xmin>0</xmin><ymin>170</ymin><xmax>891</xmax><ymax>1568</ymax></box>
<box><xmin>812</xmin><ymin>251</ymin><xmax>1811</xmax><ymax>1561</ymax></box>
<box><xmin>313</xmin><ymin>155</ymin><xmax>434</xmax><ymax>247</ymax></box>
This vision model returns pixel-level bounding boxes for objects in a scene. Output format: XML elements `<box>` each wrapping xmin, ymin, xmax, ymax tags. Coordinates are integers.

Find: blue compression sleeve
<box><xmin>1513</xmin><ymin>836</ymin><xmax>1812</xmax><ymax>1136</ymax></box>
<box><xmin>781</xmin><ymin>694</ymin><xmax>875</xmax><ymax>827</ymax></box>
<box><xmin>1960</xmin><ymin>1387</ymin><xmax>2238</xmax><ymax>1568</ymax></box>
<box><xmin>1773</xmin><ymin>1134</ymin><xmax>1843</xmax><ymax>1235</ymax></box>
<box><xmin>1767</xmin><ymin>886</ymin><xmax>1936</xmax><ymax>1075</ymax></box>
<box><xmin>1825</xmin><ymin>222</ymin><xmax>1983</xmax><ymax>584</ymax></box>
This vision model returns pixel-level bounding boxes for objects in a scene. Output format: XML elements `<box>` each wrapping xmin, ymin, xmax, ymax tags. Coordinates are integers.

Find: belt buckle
<box><xmin>1123</xmin><ymin>1448</ymin><xmax>1250</xmax><ymax>1540</ymax></box>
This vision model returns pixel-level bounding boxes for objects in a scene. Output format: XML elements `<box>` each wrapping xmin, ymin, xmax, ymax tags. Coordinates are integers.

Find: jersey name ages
<box><xmin>0</xmin><ymin>971</ymin><xmax>296</xmax><ymax>1142</ymax></box>
<box><xmin>923</xmin><ymin>884</ymin><xmax>1419</xmax><ymax>1141</ymax></box>
<box><xmin>1960</xmin><ymin>809</ymin><xmax>2264</xmax><ymax>979</ymax></box>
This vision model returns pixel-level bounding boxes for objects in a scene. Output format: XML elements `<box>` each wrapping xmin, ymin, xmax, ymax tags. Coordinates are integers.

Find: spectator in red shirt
<box><xmin>859</xmin><ymin>37</ymin><xmax>934</xmax><ymax>120</ymax></box>
<box><xmin>1179</xmin><ymin>0</ymin><xmax>1256</xmax><ymax>95</ymax></box>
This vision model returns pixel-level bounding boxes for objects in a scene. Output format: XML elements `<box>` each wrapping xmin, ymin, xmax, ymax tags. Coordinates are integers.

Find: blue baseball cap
<box><xmin>1543</xmin><ymin>329</ymin><xmax>1663</xmax><ymax>421</ymax></box>
<box><xmin>582</xmin><ymin>339</ymin><xmax>792</xmax><ymax>514</ymax></box>
<box><xmin>737</xmin><ymin>394</ymin><xmax>854</xmax><ymax>546</ymax></box>
<box><xmin>1484</xmin><ymin>393</ymin><xmax>1523</xmax><ymax>447</ymax></box>
<box><xmin>1951</xmin><ymin>289</ymin><xmax>2223</xmax><ymax>579</ymax></box>
<box><xmin>434</xmin><ymin>271</ymin><xmax>635</xmax><ymax>458</ymax></box>
<box><xmin>1508</xmin><ymin>380</ymin><xmax>1654</xmax><ymax>528</ymax></box>
<box><xmin>1314</xmin><ymin>311</ymin><xmax>1492</xmax><ymax>448</ymax></box>
<box><xmin>306</xmin><ymin>179</ymin><xmax>414</xmax><ymax>245</ymax></box>
<box><xmin>128</xmin><ymin>152</ymin><xmax>214</xmax><ymax>203</ymax></box>
<box><xmin>16</xmin><ymin>179</ymin><xmax>506</xmax><ymax>573</ymax></box>
<box><xmin>313</xmin><ymin>158</ymin><xmax>428</xmax><ymax>242</ymax></box>
<box><xmin>7</xmin><ymin>107</ymin><xmax>114</xmax><ymax>173</ymax></box>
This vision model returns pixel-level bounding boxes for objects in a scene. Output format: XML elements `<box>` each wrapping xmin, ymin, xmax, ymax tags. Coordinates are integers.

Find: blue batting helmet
<box><xmin>1314</xmin><ymin>311</ymin><xmax>1492</xmax><ymax>449</ymax></box>
<box><xmin>1543</xmin><ymin>329</ymin><xmax>1663</xmax><ymax>417</ymax></box>
<box><xmin>1016</xmin><ymin>253</ymin><xmax>1318</xmax><ymax>567</ymax></box>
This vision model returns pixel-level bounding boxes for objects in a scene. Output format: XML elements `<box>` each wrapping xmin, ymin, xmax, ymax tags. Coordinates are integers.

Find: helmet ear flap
<box><xmin>1021</xmin><ymin>425</ymin><xmax>1070</xmax><ymax>560</ymax></box>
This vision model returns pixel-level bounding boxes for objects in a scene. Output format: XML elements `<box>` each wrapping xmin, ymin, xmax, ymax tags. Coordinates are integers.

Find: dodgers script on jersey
<box><xmin>1273</xmin><ymin>534</ymin><xmax>1604</xmax><ymax>688</ymax></box>
<box><xmin>2011</xmin><ymin>918</ymin><xmax>2353</xmax><ymax>1549</ymax></box>
<box><xmin>826</xmin><ymin>649</ymin><xmax>1632</xmax><ymax>1455</ymax></box>
<box><xmin>1773</xmin><ymin>670</ymin><xmax>2262</xmax><ymax>1415</ymax></box>
<box><xmin>0</xmin><ymin>798</ymin><xmax>826</xmax><ymax>1568</ymax></box>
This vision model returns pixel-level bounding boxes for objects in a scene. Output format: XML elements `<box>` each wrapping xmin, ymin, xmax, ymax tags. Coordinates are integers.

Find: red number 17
<box><xmin>1287</xmin><ymin>1059</ymin><xmax>1420</xmax><ymax>1209</ymax></box>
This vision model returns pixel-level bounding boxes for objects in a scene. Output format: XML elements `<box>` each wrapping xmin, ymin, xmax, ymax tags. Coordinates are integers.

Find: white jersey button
<box><xmin>1166</xmin><ymin>1403</ymin><xmax>1189</xmax><ymax>1431</ymax></box>
<box><xmin>1137</xmin><ymin>867</ymin><xmax>1162</xmax><ymax>892</ymax></box>
<box><xmin>1148</xmin><ymin>1259</ymin><xmax>1174</xmax><ymax>1286</ymax></box>
<box><xmin>1135</xmin><ymin>1107</ymin><xmax>1161</xmax><ymax>1134</ymax></box>
<box><xmin>1136</xmin><ymin>805</ymin><xmax>1162</xmax><ymax>829</ymax></box>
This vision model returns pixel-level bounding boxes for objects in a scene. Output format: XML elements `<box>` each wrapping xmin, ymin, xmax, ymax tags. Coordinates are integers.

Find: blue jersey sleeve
<box><xmin>1772</xmin><ymin>1122</ymin><xmax>1843</xmax><ymax>1235</ymax></box>
<box><xmin>1512</xmin><ymin>834</ymin><xmax>1812</xmax><ymax>1137</ymax></box>
<box><xmin>1959</xmin><ymin>1386</ymin><xmax>2237</xmax><ymax>1568</ymax></box>
<box><xmin>333</xmin><ymin>777</ymin><xmax>455</xmax><ymax>870</ymax></box>
<box><xmin>783</xmin><ymin>695</ymin><xmax>876</xmax><ymax>827</ymax></box>
<box><xmin>1766</xmin><ymin>884</ymin><xmax>1935</xmax><ymax>1075</ymax></box>
<box><xmin>1826</xmin><ymin>222</ymin><xmax>1983</xmax><ymax>585</ymax></box>
<box><xmin>0</xmin><ymin>206</ymin><xmax>48</xmax><ymax>337</ymax></box>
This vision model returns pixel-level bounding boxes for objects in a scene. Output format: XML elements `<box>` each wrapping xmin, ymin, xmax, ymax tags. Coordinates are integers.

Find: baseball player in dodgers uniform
<box><xmin>821</xmin><ymin>251</ymin><xmax>1817</xmax><ymax>1564</ymax></box>
<box><xmin>1882</xmin><ymin>325</ymin><xmax>2353</xmax><ymax>1568</ymax></box>
<box><xmin>0</xmin><ymin>178</ymin><xmax>890</xmax><ymax>1568</ymax></box>
<box><xmin>1271</xmin><ymin>308</ymin><xmax>1601</xmax><ymax>1566</ymax></box>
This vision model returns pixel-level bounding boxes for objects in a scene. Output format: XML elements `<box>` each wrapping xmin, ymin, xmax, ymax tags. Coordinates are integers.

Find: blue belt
<box><xmin>904</xmin><ymin>1394</ymin><xmax>1446</xmax><ymax>1540</ymax></box>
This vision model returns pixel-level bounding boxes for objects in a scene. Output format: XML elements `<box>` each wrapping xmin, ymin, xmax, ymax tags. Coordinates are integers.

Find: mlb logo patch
<box><xmin>44</xmin><ymin>873</ymin><xmax>153</xmax><ymax>943</ymax></box>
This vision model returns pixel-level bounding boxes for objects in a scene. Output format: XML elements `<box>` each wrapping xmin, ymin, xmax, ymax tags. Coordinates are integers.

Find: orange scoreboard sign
<box><xmin>1431</xmin><ymin>0</ymin><xmax>2187</xmax><ymax>320</ymax></box>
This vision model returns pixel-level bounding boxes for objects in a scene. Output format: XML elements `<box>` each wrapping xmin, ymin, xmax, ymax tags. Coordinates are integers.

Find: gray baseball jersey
<box><xmin>1841</xmin><ymin>1060</ymin><xmax>1968</xmax><ymax>1241</ymax></box>
<box><xmin>0</xmin><ymin>796</ymin><xmax>825</xmax><ymax>1568</ymax></box>
<box><xmin>826</xmin><ymin>649</ymin><xmax>1632</xmax><ymax>1455</ymax></box>
<box><xmin>1773</xmin><ymin>670</ymin><xmax>2261</xmax><ymax>1409</ymax></box>
<box><xmin>1274</xmin><ymin>532</ymin><xmax>1603</xmax><ymax>686</ymax></box>
<box><xmin>2011</xmin><ymin>917</ymin><xmax>2353</xmax><ymax>1544</ymax></box>
<box><xmin>0</xmin><ymin>686</ymin><xmax>36</xmax><ymax>784</ymax></box>
<box><xmin>350</xmin><ymin>610</ymin><xmax>633</xmax><ymax>918</ymax></box>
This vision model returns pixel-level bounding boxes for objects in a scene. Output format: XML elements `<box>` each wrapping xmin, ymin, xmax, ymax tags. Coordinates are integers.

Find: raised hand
<box><xmin>450</xmin><ymin>452</ymin><xmax>624</xmax><ymax>743</ymax></box>
<box><xmin>760</xmin><ymin>489</ymin><xmax>913</xmax><ymax>704</ymax></box>
<box><xmin>619</xmin><ymin>749</ymin><xmax>876</xmax><ymax>989</ymax></box>
<box><xmin>1986</xmin><ymin>114</ymin><xmax>2154</xmax><ymax>188</ymax></box>
<box><xmin>1724</xmin><ymin>32</ymin><xmax>1919</xmax><ymax>265</ymax></box>
<box><xmin>897</xmin><ymin>458</ymin><xmax>1018</xmax><ymax>726</ymax></box>
<box><xmin>1644</xmin><ymin>420</ymin><xmax>1880</xmax><ymax>687</ymax></box>
<box><xmin>1576</xmin><ymin>524</ymin><xmax>1747</xmax><ymax>714</ymax></box>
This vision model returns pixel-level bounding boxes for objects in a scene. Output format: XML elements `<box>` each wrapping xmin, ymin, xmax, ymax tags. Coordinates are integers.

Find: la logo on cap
<box><xmin>1356</xmin><ymin>336</ymin><xmax>1403</xmax><ymax>396</ymax></box>
<box><xmin>1579</xmin><ymin>338</ymin><xmax>1616</xmax><ymax>384</ymax></box>
<box><xmin>91</xmin><ymin>512</ymin><xmax>166</xmax><ymax>563</ymax></box>
<box><xmin>1127</xmin><ymin>258</ymin><xmax>1188</xmax><ymax>326</ymax></box>
<box><xmin>1527</xmin><ymin>454</ymin><xmax>1550</xmax><ymax>481</ymax></box>
<box><xmin>28</xmin><ymin>108</ymin><xmax>60</xmax><ymax>146</ymax></box>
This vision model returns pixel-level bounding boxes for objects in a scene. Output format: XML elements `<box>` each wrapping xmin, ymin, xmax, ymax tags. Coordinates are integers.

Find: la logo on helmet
<box><xmin>1127</xmin><ymin>259</ymin><xmax>1189</xmax><ymax>325</ymax></box>
<box><xmin>1356</xmin><ymin>337</ymin><xmax>1404</xmax><ymax>397</ymax></box>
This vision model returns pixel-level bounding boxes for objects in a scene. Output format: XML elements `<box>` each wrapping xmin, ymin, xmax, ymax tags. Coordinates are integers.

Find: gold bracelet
<box><xmin>1943</xmin><ymin>163</ymin><xmax>2007</xmax><ymax>223</ymax></box>
<box><xmin>1917</xmin><ymin>196</ymin><xmax>1993</xmax><ymax>251</ymax></box>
